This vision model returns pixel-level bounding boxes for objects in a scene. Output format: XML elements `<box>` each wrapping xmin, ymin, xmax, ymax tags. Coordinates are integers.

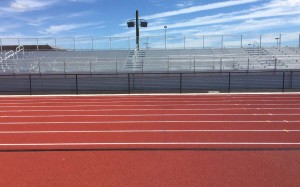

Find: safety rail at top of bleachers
<box><xmin>1</xmin><ymin>33</ymin><xmax>299</xmax><ymax>51</ymax></box>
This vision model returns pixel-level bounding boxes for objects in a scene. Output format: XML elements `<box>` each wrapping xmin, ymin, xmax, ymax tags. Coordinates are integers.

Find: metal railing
<box><xmin>1</xmin><ymin>55</ymin><xmax>300</xmax><ymax>74</ymax></box>
<box><xmin>0</xmin><ymin>70</ymin><xmax>299</xmax><ymax>95</ymax></box>
<box><xmin>1</xmin><ymin>33</ymin><xmax>299</xmax><ymax>51</ymax></box>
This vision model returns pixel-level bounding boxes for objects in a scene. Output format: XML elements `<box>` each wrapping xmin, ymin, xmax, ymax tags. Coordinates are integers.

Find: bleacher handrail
<box><xmin>5</xmin><ymin>50</ymin><xmax>15</xmax><ymax>60</ymax></box>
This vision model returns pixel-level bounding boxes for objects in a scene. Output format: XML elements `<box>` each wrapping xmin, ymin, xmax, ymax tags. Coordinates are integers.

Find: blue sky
<box><xmin>0</xmin><ymin>0</ymin><xmax>299</xmax><ymax>48</ymax></box>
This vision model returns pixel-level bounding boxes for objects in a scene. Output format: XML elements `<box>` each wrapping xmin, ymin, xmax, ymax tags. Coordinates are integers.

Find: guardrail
<box><xmin>0</xmin><ymin>71</ymin><xmax>299</xmax><ymax>95</ymax></box>
<box><xmin>0</xmin><ymin>33</ymin><xmax>299</xmax><ymax>51</ymax></box>
<box><xmin>1</xmin><ymin>55</ymin><xmax>299</xmax><ymax>74</ymax></box>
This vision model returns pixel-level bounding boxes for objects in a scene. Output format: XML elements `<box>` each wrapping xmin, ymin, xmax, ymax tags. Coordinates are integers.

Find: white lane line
<box><xmin>1</xmin><ymin>108</ymin><xmax>300</xmax><ymax>112</ymax></box>
<box><xmin>1</xmin><ymin>104</ymin><xmax>300</xmax><ymax>108</ymax></box>
<box><xmin>0</xmin><ymin>121</ymin><xmax>299</xmax><ymax>125</ymax></box>
<box><xmin>0</xmin><ymin>92</ymin><xmax>298</xmax><ymax>97</ymax></box>
<box><xmin>4</xmin><ymin>99</ymin><xmax>300</xmax><ymax>103</ymax></box>
<box><xmin>1</xmin><ymin>101</ymin><xmax>300</xmax><ymax>105</ymax></box>
<box><xmin>1</xmin><ymin>96</ymin><xmax>299</xmax><ymax>100</ymax></box>
<box><xmin>0</xmin><ymin>142</ymin><xmax>299</xmax><ymax>146</ymax></box>
<box><xmin>1</xmin><ymin>94</ymin><xmax>299</xmax><ymax>98</ymax></box>
<box><xmin>1</xmin><ymin>114</ymin><xmax>300</xmax><ymax>118</ymax></box>
<box><xmin>3</xmin><ymin>98</ymin><xmax>300</xmax><ymax>104</ymax></box>
<box><xmin>0</xmin><ymin>130</ymin><xmax>299</xmax><ymax>134</ymax></box>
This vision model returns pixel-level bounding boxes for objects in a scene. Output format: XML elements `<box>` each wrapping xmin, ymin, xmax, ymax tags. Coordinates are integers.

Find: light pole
<box><xmin>164</xmin><ymin>26</ymin><xmax>167</xmax><ymax>50</ymax></box>
<box><xmin>248</xmin><ymin>44</ymin><xmax>254</xmax><ymax>53</ymax></box>
<box><xmin>127</xmin><ymin>10</ymin><xmax>148</xmax><ymax>50</ymax></box>
<box><xmin>143</xmin><ymin>37</ymin><xmax>150</xmax><ymax>49</ymax></box>
<box><xmin>136</xmin><ymin>10</ymin><xmax>139</xmax><ymax>50</ymax></box>
<box><xmin>275</xmin><ymin>37</ymin><xmax>279</xmax><ymax>48</ymax></box>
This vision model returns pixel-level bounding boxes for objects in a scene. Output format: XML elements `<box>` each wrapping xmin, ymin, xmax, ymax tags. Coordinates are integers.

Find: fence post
<box><xmin>29</xmin><ymin>74</ymin><xmax>32</xmax><ymax>95</ymax></box>
<box><xmin>247</xmin><ymin>58</ymin><xmax>250</xmax><ymax>73</ymax></box>
<box><xmin>115</xmin><ymin>58</ymin><xmax>118</xmax><ymax>74</ymax></box>
<box><xmin>128</xmin><ymin>74</ymin><xmax>131</xmax><ymax>94</ymax></box>
<box><xmin>282</xmin><ymin>71</ymin><xmax>285</xmax><ymax>92</ymax></box>
<box><xmin>279</xmin><ymin>33</ymin><xmax>282</xmax><ymax>48</ymax></box>
<box><xmin>128</xmin><ymin>37</ymin><xmax>130</xmax><ymax>50</ymax></box>
<box><xmin>92</xmin><ymin>37</ymin><xmax>94</xmax><ymax>51</ymax></box>
<box><xmin>76</xmin><ymin>74</ymin><xmax>79</xmax><ymax>95</ymax></box>
<box><xmin>275</xmin><ymin>58</ymin><xmax>277</xmax><ymax>71</ymax></box>
<box><xmin>0</xmin><ymin>38</ymin><xmax>2</xmax><ymax>54</ymax></box>
<box><xmin>142</xmin><ymin>58</ymin><xmax>144</xmax><ymax>73</ymax></box>
<box><xmin>110</xmin><ymin>37</ymin><xmax>112</xmax><ymax>51</ymax></box>
<box><xmin>168</xmin><ymin>57</ymin><xmax>170</xmax><ymax>72</ymax></box>
<box><xmin>64</xmin><ymin>61</ymin><xmax>66</xmax><ymax>74</ymax></box>
<box><xmin>73</xmin><ymin>37</ymin><xmax>76</xmax><ymax>51</ymax></box>
<box><xmin>291</xmin><ymin>71</ymin><xmax>293</xmax><ymax>89</ymax></box>
<box><xmin>298</xmin><ymin>34</ymin><xmax>300</xmax><ymax>48</ymax></box>
<box><xmin>221</xmin><ymin>35</ymin><xmax>224</xmax><ymax>49</ymax></box>
<box><xmin>193</xmin><ymin>57</ymin><xmax>196</xmax><ymax>73</ymax></box>
<box><xmin>133</xmin><ymin>73</ymin><xmax>135</xmax><ymax>90</ymax></box>
<box><xmin>12</xmin><ymin>61</ymin><xmax>16</xmax><ymax>74</ymax></box>
<box><xmin>228</xmin><ymin>72</ymin><xmax>231</xmax><ymax>93</ymax></box>
<box><xmin>260</xmin><ymin>35</ymin><xmax>262</xmax><ymax>48</ymax></box>
<box><xmin>90</xmin><ymin>59</ymin><xmax>92</xmax><ymax>74</ymax></box>
<box><xmin>179</xmin><ymin>73</ymin><xmax>182</xmax><ymax>94</ymax></box>
<box><xmin>38</xmin><ymin>60</ymin><xmax>41</xmax><ymax>74</ymax></box>
<box><xmin>36</xmin><ymin>38</ymin><xmax>39</xmax><ymax>51</ymax></box>
<box><xmin>147</xmin><ymin>37</ymin><xmax>149</xmax><ymax>50</ymax></box>
<box><xmin>220</xmin><ymin>59</ymin><xmax>223</xmax><ymax>73</ymax></box>
<box><xmin>240</xmin><ymin>34</ymin><xmax>243</xmax><ymax>48</ymax></box>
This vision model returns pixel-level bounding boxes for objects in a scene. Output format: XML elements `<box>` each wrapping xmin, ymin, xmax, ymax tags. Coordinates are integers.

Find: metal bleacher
<box><xmin>0</xmin><ymin>46</ymin><xmax>300</xmax><ymax>74</ymax></box>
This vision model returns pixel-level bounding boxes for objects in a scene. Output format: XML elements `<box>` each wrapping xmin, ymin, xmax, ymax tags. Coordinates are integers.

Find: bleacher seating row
<box><xmin>0</xmin><ymin>47</ymin><xmax>299</xmax><ymax>74</ymax></box>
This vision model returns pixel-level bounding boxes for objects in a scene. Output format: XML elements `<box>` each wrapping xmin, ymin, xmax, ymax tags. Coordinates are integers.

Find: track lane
<box><xmin>1</xmin><ymin>96</ymin><xmax>300</xmax><ymax>155</ymax></box>
<box><xmin>2</xmin><ymin>104</ymin><xmax>300</xmax><ymax>111</ymax></box>
<box><xmin>1</xmin><ymin>151</ymin><xmax>300</xmax><ymax>187</ymax></box>
<box><xmin>1</xmin><ymin>115</ymin><xmax>299</xmax><ymax>122</ymax></box>
<box><xmin>0</xmin><ymin>122</ymin><xmax>299</xmax><ymax>131</ymax></box>
<box><xmin>1</xmin><ymin>94</ymin><xmax>300</xmax><ymax>187</ymax></box>
<box><xmin>0</xmin><ymin>131</ymin><xmax>299</xmax><ymax>142</ymax></box>
<box><xmin>2</xmin><ymin>109</ymin><xmax>300</xmax><ymax>115</ymax></box>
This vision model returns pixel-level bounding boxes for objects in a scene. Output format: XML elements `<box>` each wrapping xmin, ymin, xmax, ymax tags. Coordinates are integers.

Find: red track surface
<box><xmin>0</xmin><ymin>94</ymin><xmax>300</xmax><ymax>186</ymax></box>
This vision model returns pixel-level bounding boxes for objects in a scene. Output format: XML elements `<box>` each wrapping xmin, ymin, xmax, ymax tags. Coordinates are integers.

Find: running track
<box><xmin>0</xmin><ymin>94</ymin><xmax>300</xmax><ymax>186</ymax></box>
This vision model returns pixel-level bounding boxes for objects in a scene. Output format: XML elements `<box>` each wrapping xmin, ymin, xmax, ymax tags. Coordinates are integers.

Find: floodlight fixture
<box><xmin>127</xmin><ymin>10</ymin><xmax>148</xmax><ymax>50</ymax></box>
<box><xmin>140</xmin><ymin>20</ymin><xmax>148</xmax><ymax>27</ymax></box>
<box><xmin>127</xmin><ymin>21</ymin><xmax>135</xmax><ymax>28</ymax></box>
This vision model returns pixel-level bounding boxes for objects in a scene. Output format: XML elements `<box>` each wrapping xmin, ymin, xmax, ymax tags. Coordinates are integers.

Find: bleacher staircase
<box><xmin>123</xmin><ymin>49</ymin><xmax>145</xmax><ymax>72</ymax></box>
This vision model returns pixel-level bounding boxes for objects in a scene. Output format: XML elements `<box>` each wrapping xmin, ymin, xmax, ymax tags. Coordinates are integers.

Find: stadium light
<box><xmin>140</xmin><ymin>20</ymin><xmax>148</xmax><ymax>27</ymax></box>
<box><xmin>164</xmin><ymin>26</ymin><xmax>167</xmax><ymax>50</ymax></box>
<box><xmin>127</xmin><ymin>21</ymin><xmax>135</xmax><ymax>28</ymax></box>
<box><xmin>275</xmin><ymin>37</ymin><xmax>279</xmax><ymax>48</ymax></box>
<box><xmin>127</xmin><ymin>10</ymin><xmax>148</xmax><ymax>50</ymax></box>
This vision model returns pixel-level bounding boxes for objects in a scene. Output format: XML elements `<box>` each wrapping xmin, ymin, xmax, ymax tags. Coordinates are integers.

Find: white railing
<box><xmin>1</xmin><ymin>55</ymin><xmax>299</xmax><ymax>74</ymax></box>
<box><xmin>0</xmin><ymin>33</ymin><xmax>299</xmax><ymax>51</ymax></box>
<box><xmin>0</xmin><ymin>45</ymin><xmax>24</xmax><ymax>63</ymax></box>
